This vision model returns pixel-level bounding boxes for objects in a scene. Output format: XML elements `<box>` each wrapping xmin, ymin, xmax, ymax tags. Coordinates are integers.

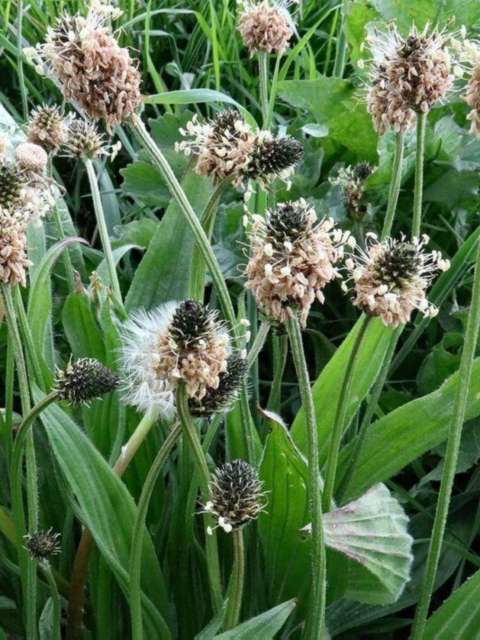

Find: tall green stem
<box><xmin>84</xmin><ymin>159</ymin><xmax>123</xmax><ymax>305</ymax></box>
<box><xmin>381</xmin><ymin>132</ymin><xmax>405</xmax><ymax>240</ymax></box>
<box><xmin>259</xmin><ymin>52</ymin><xmax>269</xmax><ymax>127</ymax></box>
<box><xmin>411</xmin><ymin>238</ymin><xmax>480</xmax><ymax>639</ymax></box>
<box><xmin>130</xmin><ymin>115</ymin><xmax>236</xmax><ymax>336</ymax></box>
<box><xmin>1</xmin><ymin>284</ymin><xmax>37</xmax><ymax>640</ymax></box>
<box><xmin>189</xmin><ymin>179</ymin><xmax>230</xmax><ymax>301</ymax></box>
<box><xmin>412</xmin><ymin>111</ymin><xmax>427</xmax><ymax>238</ymax></box>
<box><xmin>322</xmin><ymin>315</ymin><xmax>370</xmax><ymax>512</ymax></box>
<box><xmin>67</xmin><ymin>407</ymin><xmax>160</xmax><ymax>640</ymax></box>
<box><xmin>176</xmin><ymin>385</ymin><xmax>223</xmax><ymax>613</ymax></box>
<box><xmin>332</xmin><ymin>0</ymin><xmax>348</xmax><ymax>77</ymax></box>
<box><xmin>130</xmin><ymin>422</ymin><xmax>182</xmax><ymax>640</ymax></box>
<box><xmin>286</xmin><ymin>316</ymin><xmax>326</xmax><ymax>640</ymax></box>
<box><xmin>224</xmin><ymin>529</ymin><xmax>245</xmax><ymax>630</ymax></box>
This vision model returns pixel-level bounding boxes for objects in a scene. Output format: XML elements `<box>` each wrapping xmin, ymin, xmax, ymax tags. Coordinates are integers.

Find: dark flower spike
<box><xmin>0</xmin><ymin>162</ymin><xmax>26</xmax><ymax>211</ymax></box>
<box><xmin>189</xmin><ymin>353</ymin><xmax>247</xmax><ymax>418</ymax></box>
<box><xmin>54</xmin><ymin>358</ymin><xmax>119</xmax><ymax>404</ymax></box>
<box><xmin>204</xmin><ymin>459</ymin><xmax>266</xmax><ymax>533</ymax></box>
<box><xmin>24</xmin><ymin>529</ymin><xmax>61</xmax><ymax>561</ymax></box>
<box><xmin>245</xmin><ymin>134</ymin><xmax>303</xmax><ymax>186</ymax></box>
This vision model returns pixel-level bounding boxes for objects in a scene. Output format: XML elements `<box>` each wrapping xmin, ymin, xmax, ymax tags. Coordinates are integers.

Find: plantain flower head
<box><xmin>54</xmin><ymin>358</ymin><xmax>119</xmax><ymax>404</ymax></box>
<box><xmin>24</xmin><ymin>529</ymin><xmax>61</xmax><ymax>561</ymax></box>
<box><xmin>63</xmin><ymin>117</ymin><xmax>121</xmax><ymax>160</ymax></box>
<box><xmin>29</xmin><ymin>7</ymin><xmax>141</xmax><ymax>129</ymax></box>
<box><xmin>204</xmin><ymin>459</ymin><xmax>265</xmax><ymax>533</ymax></box>
<box><xmin>120</xmin><ymin>301</ymin><xmax>231</xmax><ymax>416</ymax></box>
<box><xmin>366</xmin><ymin>24</ymin><xmax>453</xmax><ymax>134</ymax></box>
<box><xmin>245</xmin><ymin>199</ymin><xmax>352</xmax><ymax>326</ymax></box>
<box><xmin>189</xmin><ymin>353</ymin><xmax>247</xmax><ymax>418</ymax></box>
<box><xmin>15</xmin><ymin>142</ymin><xmax>49</xmax><ymax>173</ymax></box>
<box><xmin>0</xmin><ymin>210</ymin><xmax>31</xmax><ymax>287</ymax></box>
<box><xmin>238</xmin><ymin>1</ymin><xmax>293</xmax><ymax>56</ymax></box>
<box><xmin>26</xmin><ymin>105</ymin><xmax>70</xmax><ymax>154</ymax></box>
<box><xmin>330</xmin><ymin>163</ymin><xmax>373</xmax><ymax>220</ymax></box>
<box><xmin>344</xmin><ymin>233</ymin><xmax>450</xmax><ymax>327</ymax></box>
<box><xmin>176</xmin><ymin>109</ymin><xmax>302</xmax><ymax>189</ymax></box>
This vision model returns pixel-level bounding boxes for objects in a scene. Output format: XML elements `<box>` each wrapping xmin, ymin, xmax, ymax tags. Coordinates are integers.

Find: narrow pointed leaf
<box><xmin>213</xmin><ymin>599</ymin><xmax>296</xmax><ymax>639</ymax></box>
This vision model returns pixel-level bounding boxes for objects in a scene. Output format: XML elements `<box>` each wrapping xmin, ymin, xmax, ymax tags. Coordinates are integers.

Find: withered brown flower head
<box><xmin>330</xmin><ymin>163</ymin><xmax>373</xmax><ymax>221</ymax></box>
<box><xmin>245</xmin><ymin>199</ymin><xmax>351</xmax><ymax>326</ymax></box>
<box><xmin>189</xmin><ymin>353</ymin><xmax>247</xmax><ymax>418</ymax></box>
<box><xmin>26</xmin><ymin>105</ymin><xmax>69</xmax><ymax>154</ymax></box>
<box><xmin>204</xmin><ymin>459</ymin><xmax>265</xmax><ymax>533</ymax></box>
<box><xmin>238</xmin><ymin>1</ymin><xmax>293</xmax><ymax>55</ymax></box>
<box><xmin>120</xmin><ymin>301</ymin><xmax>231</xmax><ymax>414</ymax></box>
<box><xmin>0</xmin><ymin>210</ymin><xmax>31</xmax><ymax>287</ymax></box>
<box><xmin>64</xmin><ymin>117</ymin><xmax>121</xmax><ymax>160</ymax></box>
<box><xmin>366</xmin><ymin>25</ymin><xmax>453</xmax><ymax>134</ymax></box>
<box><xmin>15</xmin><ymin>142</ymin><xmax>49</xmax><ymax>173</ymax></box>
<box><xmin>176</xmin><ymin>110</ymin><xmax>255</xmax><ymax>184</ymax></box>
<box><xmin>464</xmin><ymin>65</ymin><xmax>480</xmax><ymax>136</ymax></box>
<box><xmin>34</xmin><ymin>9</ymin><xmax>142</xmax><ymax>129</ymax></box>
<box><xmin>24</xmin><ymin>529</ymin><xmax>61</xmax><ymax>561</ymax></box>
<box><xmin>344</xmin><ymin>233</ymin><xmax>450</xmax><ymax>327</ymax></box>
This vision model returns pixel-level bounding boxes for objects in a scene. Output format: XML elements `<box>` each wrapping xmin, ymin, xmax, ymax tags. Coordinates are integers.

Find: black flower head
<box><xmin>54</xmin><ymin>358</ymin><xmax>119</xmax><ymax>404</ymax></box>
<box><xmin>170</xmin><ymin>300</ymin><xmax>218</xmax><ymax>349</ymax></box>
<box><xmin>0</xmin><ymin>162</ymin><xmax>25</xmax><ymax>210</ymax></box>
<box><xmin>204</xmin><ymin>459</ymin><xmax>265</xmax><ymax>533</ymax></box>
<box><xmin>245</xmin><ymin>134</ymin><xmax>303</xmax><ymax>184</ymax></box>
<box><xmin>24</xmin><ymin>529</ymin><xmax>61</xmax><ymax>561</ymax></box>
<box><xmin>353</xmin><ymin>162</ymin><xmax>373</xmax><ymax>181</ymax></box>
<box><xmin>189</xmin><ymin>353</ymin><xmax>247</xmax><ymax>418</ymax></box>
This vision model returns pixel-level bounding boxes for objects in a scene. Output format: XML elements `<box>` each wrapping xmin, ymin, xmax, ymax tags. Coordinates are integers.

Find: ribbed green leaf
<box><xmin>213</xmin><ymin>599</ymin><xmax>296</xmax><ymax>639</ymax></box>
<box><xmin>423</xmin><ymin>569</ymin><xmax>480</xmax><ymax>639</ymax></box>
<box><xmin>35</xmin><ymin>394</ymin><xmax>172</xmax><ymax>638</ymax></box>
<box><xmin>339</xmin><ymin>359</ymin><xmax>480</xmax><ymax>502</ymax></box>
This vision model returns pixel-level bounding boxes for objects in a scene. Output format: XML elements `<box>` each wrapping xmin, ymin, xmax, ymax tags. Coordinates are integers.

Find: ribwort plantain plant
<box><xmin>0</xmin><ymin>1</ymin><xmax>480</xmax><ymax>639</ymax></box>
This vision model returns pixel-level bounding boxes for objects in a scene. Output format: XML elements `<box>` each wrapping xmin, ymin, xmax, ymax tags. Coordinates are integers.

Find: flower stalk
<box><xmin>412</xmin><ymin>111</ymin><xmax>427</xmax><ymax>237</ymax></box>
<box><xmin>286</xmin><ymin>315</ymin><xmax>326</xmax><ymax>640</ymax></box>
<box><xmin>412</xmin><ymin>237</ymin><xmax>480</xmax><ymax>639</ymax></box>
<box><xmin>224</xmin><ymin>529</ymin><xmax>245</xmax><ymax>629</ymax></box>
<box><xmin>381</xmin><ymin>132</ymin><xmax>405</xmax><ymax>240</ymax></box>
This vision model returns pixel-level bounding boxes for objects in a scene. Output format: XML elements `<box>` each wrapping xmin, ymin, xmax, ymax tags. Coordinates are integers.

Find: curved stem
<box><xmin>322</xmin><ymin>315</ymin><xmax>370</xmax><ymax>512</ymax></box>
<box><xmin>1</xmin><ymin>284</ymin><xmax>37</xmax><ymax>640</ymax></box>
<box><xmin>130</xmin><ymin>116</ymin><xmax>237</xmax><ymax>338</ymax></box>
<box><xmin>224</xmin><ymin>529</ymin><xmax>245</xmax><ymax>630</ymax></box>
<box><xmin>189</xmin><ymin>179</ymin><xmax>230</xmax><ymax>301</ymax></box>
<box><xmin>129</xmin><ymin>421</ymin><xmax>182</xmax><ymax>640</ymax></box>
<box><xmin>412</xmin><ymin>111</ymin><xmax>427</xmax><ymax>237</ymax></box>
<box><xmin>67</xmin><ymin>407</ymin><xmax>160</xmax><ymax>640</ymax></box>
<box><xmin>84</xmin><ymin>159</ymin><xmax>123</xmax><ymax>306</ymax></box>
<box><xmin>411</xmin><ymin>238</ymin><xmax>480</xmax><ymax>640</ymax></box>
<box><xmin>286</xmin><ymin>316</ymin><xmax>326</xmax><ymax>640</ymax></box>
<box><xmin>176</xmin><ymin>385</ymin><xmax>223</xmax><ymax>613</ymax></box>
<box><xmin>381</xmin><ymin>132</ymin><xmax>405</xmax><ymax>241</ymax></box>
<box><xmin>42</xmin><ymin>561</ymin><xmax>61</xmax><ymax>640</ymax></box>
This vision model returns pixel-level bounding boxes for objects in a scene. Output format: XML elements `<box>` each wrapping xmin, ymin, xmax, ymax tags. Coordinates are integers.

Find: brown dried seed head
<box><xmin>0</xmin><ymin>211</ymin><xmax>31</xmax><ymax>287</ymax></box>
<box><xmin>238</xmin><ymin>1</ymin><xmax>293</xmax><ymax>55</ymax></box>
<box><xmin>26</xmin><ymin>105</ymin><xmax>69</xmax><ymax>154</ymax></box>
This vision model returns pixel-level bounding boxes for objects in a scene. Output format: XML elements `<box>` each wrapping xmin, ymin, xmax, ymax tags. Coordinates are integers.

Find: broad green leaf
<box><xmin>35</xmin><ymin>394</ymin><xmax>172</xmax><ymax>638</ymax></box>
<box><xmin>291</xmin><ymin>317</ymin><xmax>393</xmax><ymax>466</ymax></box>
<box><xmin>121</xmin><ymin>161</ymin><xmax>170</xmax><ymax>207</ymax></box>
<box><xmin>125</xmin><ymin>170</ymin><xmax>213</xmax><ymax>310</ymax></box>
<box><xmin>424</xmin><ymin>568</ymin><xmax>480</xmax><ymax>639</ymax></box>
<box><xmin>339</xmin><ymin>359</ymin><xmax>480</xmax><ymax>502</ymax></box>
<box><xmin>258</xmin><ymin>420</ymin><xmax>311</xmax><ymax>603</ymax></box>
<box><xmin>27</xmin><ymin>237</ymin><xmax>87</xmax><ymax>369</ymax></box>
<box><xmin>322</xmin><ymin>484</ymin><xmax>413</xmax><ymax>605</ymax></box>
<box><xmin>213</xmin><ymin>599</ymin><xmax>296</xmax><ymax>639</ymax></box>
<box><xmin>96</xmin><ymin>244</ymin><xmax>141</xmax><ymax>287</ymax></box>
<box><xmin>278</xmin><ymin>77</ymin><xmax>378</xmax><ymax>160</ymax></box>
<box><xmin>371</xmin><ymin>0</ymin><xmax>480</xmax><ymax>32</ymax></box>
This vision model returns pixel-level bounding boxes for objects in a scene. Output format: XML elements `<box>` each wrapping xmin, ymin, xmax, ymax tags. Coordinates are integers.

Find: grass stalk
<box><xmin>381</xmin><ymin>132</ymin><xmax>405</xmax><ymax>240</ymax></box>
<box><xmin>286</xmin><ymin>316</ymin><xmax>326</xmax><ymax>640</ymax></box>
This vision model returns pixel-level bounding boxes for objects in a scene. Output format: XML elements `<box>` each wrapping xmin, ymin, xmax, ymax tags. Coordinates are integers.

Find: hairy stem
<box><xmin>322</xmin><ymin>315</ymin><xmax>370</xmax><ymax>511</ymax></box>
<box><xmin>224</xmin><ymin>529</ymin><xmax>245</xmax><ymax>630</ymax></box>
<box><xmin>130</xmin><ymin>422</ymin><xmax>183</xmax><ymax>640</ymax></box>
<box><xmin>176</xmin><ymin>385</ymin><xmax>223</xmax><ymax>613</ymax></box>
<box><xmin>381</xmin><ymin>132</ymin><xmax>405</xmax><ymax>240</ymax></box>
<box><xmin>259</xmin><ymin>52</ymin><xmax>269</xmax><ymax>127</ymax></box>
<box><xmin>84</xmin><ymin>159</ymin><xmax>123</xmax><ymax>306</ymax></box>
<box><xmin>411</xmin><ymin>238</ymin><xmax>480</xmax><ymax>639</ymax></box>
<box><xmin>42</xmin><ymin>561</ymin><xmax>62</xmax><ymax>640</ymax></box>
<box><xmin>286</xmin><ymin>316</ymin><xmax>326</xmax><ymax>640</ymax></box>
<box><xmin>412</xmin><ymin>111</ymin><xmax>427</xmax><ymax>237</ymax></box>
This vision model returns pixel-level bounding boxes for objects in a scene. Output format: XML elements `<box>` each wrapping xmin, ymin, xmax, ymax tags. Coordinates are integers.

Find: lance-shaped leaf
<box><xmin>304</xmin><ymin>483</ymin><xmax>413</xmax><ymax>605</ymax></box>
